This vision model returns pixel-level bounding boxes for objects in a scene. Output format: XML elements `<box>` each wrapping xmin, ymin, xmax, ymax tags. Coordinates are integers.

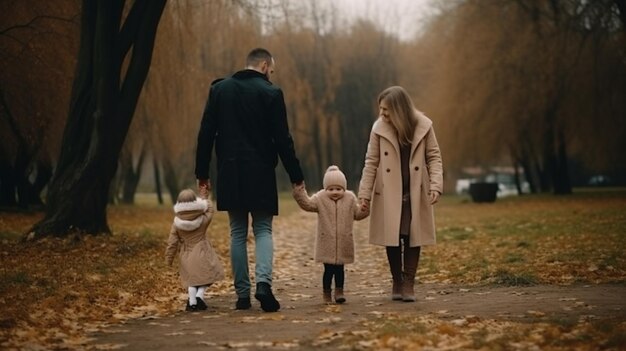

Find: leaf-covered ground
<box><xmin>0</xmin><ymin>190</ymin><xmax>624</xmax><ymax>350</ymax></box>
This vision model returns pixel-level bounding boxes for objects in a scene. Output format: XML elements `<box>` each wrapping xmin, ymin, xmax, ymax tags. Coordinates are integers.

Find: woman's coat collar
<box><xmin>372</xmin><ymin>111</ymin><xmax>433</xmax><ymax>157</ymax></box>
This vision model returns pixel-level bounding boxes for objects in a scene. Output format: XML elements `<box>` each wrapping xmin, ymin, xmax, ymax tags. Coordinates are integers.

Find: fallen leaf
<box><xmin>526</xmin><ymin>310</ymin><xmax>546</xmax><ymax>317</ymax></box>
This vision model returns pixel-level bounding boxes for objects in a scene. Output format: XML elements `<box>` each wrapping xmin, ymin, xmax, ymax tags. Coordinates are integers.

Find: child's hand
<box><xmin>360</xmin><ymin>198</ymin><xmax>370</xmax><ymax>211</ymax></box>
<box><xmin>292</xmin><ymin>182</ymin><xmax>306</xmax><ymax>197</ymax></box>
<box><xmin>200</xmin><ymin>189</ymin><xmax>209</xmax><ymax>199</ymax></box>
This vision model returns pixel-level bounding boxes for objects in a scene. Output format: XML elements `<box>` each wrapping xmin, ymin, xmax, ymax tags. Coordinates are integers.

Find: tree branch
<box><xmin>117</xmin><ymin>0</ymin><xmax>149</xmax><ymax>62</ymax></box>
<box><xmin>0</xmin><ymin>14</ymin><xmax>78</xmax><ymax>35</ymax></box>
<box><xmin>115</xmin><ymin>0</ymin><xmax>166</xmax><ymax>142</ymax></box>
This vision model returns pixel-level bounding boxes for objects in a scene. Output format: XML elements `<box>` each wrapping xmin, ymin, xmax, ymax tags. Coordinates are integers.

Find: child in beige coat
<box><xmin>293</xmin><ymin>166</ymin><xmax>369</xmax><ymax>304</ymax></box>
<box><xmin>165</xmin><ymin>189</ymin><xmax>224</xmax><ymax>311</ymax></box>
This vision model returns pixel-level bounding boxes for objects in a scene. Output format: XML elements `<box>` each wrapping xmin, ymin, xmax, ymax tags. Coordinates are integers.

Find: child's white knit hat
<box><xmin>323</xmin><ymin>165</ymin><xmax>347</xmax><ymax>190</ymax></box>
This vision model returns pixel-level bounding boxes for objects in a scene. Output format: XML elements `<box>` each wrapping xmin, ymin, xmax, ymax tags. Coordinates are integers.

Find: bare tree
<box><xmin>334</xmin><ymin>20</ymin><xmax>399</xmax><ymax>188</ymax></box>
<box><xmin>28</xmin><ymin>0</ymin><xmax>166</xmax><ymax>239</ymax></box>
<box><xmin>416</xmin><ymin>0</ymin><xmax>625</xmax><ymax>194</ymax></box>
<box><xmin>0</xmin><ymin>1</ymin><xmax>79</xmax><ymax>209</ymax></box>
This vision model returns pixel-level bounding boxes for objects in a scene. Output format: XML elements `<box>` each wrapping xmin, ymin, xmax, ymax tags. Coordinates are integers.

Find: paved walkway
<box><xmin>90</xmin><ymin>211</ymin><xmax>626</xmax><ymax>350</ymax></box>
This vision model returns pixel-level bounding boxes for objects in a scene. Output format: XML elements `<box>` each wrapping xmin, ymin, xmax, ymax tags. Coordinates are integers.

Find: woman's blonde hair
<box><xmin>177</xmin><ymin>189</ymin><xmax>197</xmax><ymax>203</ymax></box>
<box><xmin>378</xmin><ymin>86</ymin><xmax>418</xmax><ymax>146</ymax></box>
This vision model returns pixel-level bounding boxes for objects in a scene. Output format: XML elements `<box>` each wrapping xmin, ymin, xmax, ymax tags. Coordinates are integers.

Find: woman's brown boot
<box><xmin>335</xmin><ymin>288</ymin><xmax>346</xmax><ymax>304</ymax></box>
<box><xmin>402</xmin><ymin>246</ymin><xmax>421</xmax><ymax>302</ymax></box>
<box><xmin>401</xmin><ymin>273</ymin><xmax>416</xmax><ymax>302</ymax></box>
<box><xmin>323</xmin><ymin>289</ymin><xmax>332</xmax><ymax>304</ymax></box>
<box><xmin>386</xmin><ymin>246</ymin><xmax>403</xmax><ymax>300</ymax></box>
<box><xmin>392</xmin><ymin>280</ymin><xmax>403</xmax><ymax>301</ymax></box>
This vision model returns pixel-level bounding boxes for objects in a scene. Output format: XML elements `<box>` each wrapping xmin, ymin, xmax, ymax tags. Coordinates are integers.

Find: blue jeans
<box><xmin>228</xmin><ymin>211</ymin><xmax>274</xmax><ymax>298</ymax></box>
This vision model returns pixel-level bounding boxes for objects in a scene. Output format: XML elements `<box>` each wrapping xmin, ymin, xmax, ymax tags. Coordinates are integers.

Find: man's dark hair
<box><xmin>246</xmin><ymin>48</ymin><xmax>273</xmax><ymax>67</ymax></box>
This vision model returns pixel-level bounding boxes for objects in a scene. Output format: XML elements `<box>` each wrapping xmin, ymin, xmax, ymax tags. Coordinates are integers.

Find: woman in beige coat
<box><xmin>293</xmin><ymin>166</ymin><xmax>368</xmax><ymax>304</ymax></box>
<box><xmin>358</xmin><ymin>86</ymin><xmax>443</xmax><ymax>302</ymax></box>
<box><xmin>165</xmin><ymin>189</ymin><xmax>225</xmax><ymax>311</ymax></box>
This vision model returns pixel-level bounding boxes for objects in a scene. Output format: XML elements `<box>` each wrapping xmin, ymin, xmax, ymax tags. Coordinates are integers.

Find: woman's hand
<box><xmin>429</xmin><ymin>191</ymin><xmax>441</xmax><ymax>205</ymax></box>
<box><xmin>360</xmin><ymin>198</ymin><xmax>370</xmax><ymax>211</ymax></box>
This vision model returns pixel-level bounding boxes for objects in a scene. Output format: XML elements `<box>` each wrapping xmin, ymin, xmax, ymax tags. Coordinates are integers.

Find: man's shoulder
<box><xmin>210</xmin><ymin>78</ymin><xmax>225</xmax><ymax>86</ymax></box>
<box><xmin>249</xmin><ymin>79</ymin><xmax>283</xmax><ymax>98</ymax></box>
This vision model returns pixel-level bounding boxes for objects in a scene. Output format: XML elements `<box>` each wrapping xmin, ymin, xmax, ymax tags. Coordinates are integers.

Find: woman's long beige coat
<box><xmin>293</xmin><ymin>188</ymin><xmax>368</xmax><ymax>264</ymax></box>
<box><xmin>358</xmin><ymin>112</ymin><xmax>443</xmax><ymax>247</ymax></box>
<box><xmin>165</xmin><ymin>198</ymin><xmax>225</xmax><ymax>288</ymax></box>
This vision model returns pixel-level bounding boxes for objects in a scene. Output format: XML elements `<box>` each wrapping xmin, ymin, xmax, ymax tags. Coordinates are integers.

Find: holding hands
<box><xmin>198</xmin><ymin>179</ymin><xmax>211</xmax><ymax>199</ymax></box>
<box><xmin>359</xmin><ymin>198</ymin><xmax>370</xmax><ymax>212</ymax></box>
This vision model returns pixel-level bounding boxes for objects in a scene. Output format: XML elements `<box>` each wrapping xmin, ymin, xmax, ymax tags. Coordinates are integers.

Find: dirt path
<box><xmin>90</xmin><ymin>211</ymin><xmax>626</xmax><ymax>350</ymax></box>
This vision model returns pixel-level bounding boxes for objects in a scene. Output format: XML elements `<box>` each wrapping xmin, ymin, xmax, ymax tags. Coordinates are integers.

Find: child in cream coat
<box><xmin>165</xmin><ymin>189</ymin><xmax>224</xmax><ymax>311</ymax></box>
<box><xmin>293</xmin><ymin>166</ymin><xmax>368</xmax><ymax>304</ymax></box>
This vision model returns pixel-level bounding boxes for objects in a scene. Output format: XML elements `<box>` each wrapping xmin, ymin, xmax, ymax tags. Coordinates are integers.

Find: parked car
<box><xmin>455</xmin><ymin>178</ymin><xmax>474</xmax><ymax>195</ymax></box>
<box><xmin>588</xmin><ymin>175</ymin><xmax>611</xmax><ymax>186</ymax></box>
<box><xmin>456</xmin><ymin>173</ymin><xmax>529</xmax><ymax>197</ymax></box>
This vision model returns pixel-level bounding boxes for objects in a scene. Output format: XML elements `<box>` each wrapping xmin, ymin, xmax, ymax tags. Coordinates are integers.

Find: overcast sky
<box><xmin>334</xmin><ymin>0</ymin><xmax>436</xmax><ymax>41</ymax></box>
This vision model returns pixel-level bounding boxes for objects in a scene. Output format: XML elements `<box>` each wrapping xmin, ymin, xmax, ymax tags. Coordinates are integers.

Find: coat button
<box><xmin>386</xmin><ymin>168</ymin><xmax>391</xmax><ymax>173</ymax></box>
<box><xmin>384</xmin><ymin>151</ymin><xmax>388</xmax><ymax>156</ymax></box>
<box><xmin>414</xmin><ymin>166</ymin><xmax>419</xmax><ymax>171</ymax></box>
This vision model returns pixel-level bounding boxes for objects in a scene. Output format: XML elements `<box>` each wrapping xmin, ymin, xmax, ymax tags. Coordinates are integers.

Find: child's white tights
<box><xmin>196</xmin><ymin>286</ymin><xmax>207</xmax><ymax>300</ymax></box>
<box><xmin>188</xmin><ymin>286</ymin><xmax>198</xmax><ymax>305</ymax></box>
<box><xmin>188</xmin><ymin>285</ymin><xmax>208</xmax><ymax>305</ymax></box>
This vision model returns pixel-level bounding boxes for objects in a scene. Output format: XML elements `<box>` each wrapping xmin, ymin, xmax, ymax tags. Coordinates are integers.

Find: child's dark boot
<box><xmin>323</xmin><ymin>289</ymin><xmax>332</xmax><ymax>304</ymax></box>
<box><xmin>335</xmin><ymin>288</ymin><xmax>346</xmax><ymax>304</ymax></box>
<box><xmin>185</xmin><ymin>301</ymin><xmax>198</xmax><ymax>312</ymax></box>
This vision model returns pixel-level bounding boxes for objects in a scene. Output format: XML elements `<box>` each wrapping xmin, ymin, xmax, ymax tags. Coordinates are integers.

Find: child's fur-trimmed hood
<box><xmin>173</xmin><ymin>198</ymin><xmax>208</xmax><ymax>231</ymax></box>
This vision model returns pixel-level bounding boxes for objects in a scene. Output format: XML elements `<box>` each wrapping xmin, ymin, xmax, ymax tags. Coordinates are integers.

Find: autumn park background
<box><xmin>1</xmin><ymin>0</ymin><xmax>625</xmax><ymax>350</ymax></box>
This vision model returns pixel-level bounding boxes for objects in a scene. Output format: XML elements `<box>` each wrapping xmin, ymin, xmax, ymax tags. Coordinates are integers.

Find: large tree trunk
<box><xmin>27</xmin><ymin>0</ymin><xmax>166</xmax><ymax>239</ymax></box>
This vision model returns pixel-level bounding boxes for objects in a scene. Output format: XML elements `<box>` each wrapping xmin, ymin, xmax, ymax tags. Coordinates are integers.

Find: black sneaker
<box><xmin>185</xmin><ymin>301</ymin><xmax>198</xmax><ymax>312</ymax></box>
<box><xmin>235</xmin><ymin>297</ymin><xmax>251</xmax><ymax>310</ymax></box>
<box><xmin>196</xmin><ymin>297</ymin><xmax>208</xmax><ymax>310</ymax></box>
<box><xmin>254</xmin><ymin>282</ymin><xmax>280</xmax><ymax>312</ymax></box>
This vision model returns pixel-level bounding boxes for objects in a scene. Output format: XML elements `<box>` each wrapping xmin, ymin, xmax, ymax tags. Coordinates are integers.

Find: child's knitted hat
<box><xmin>323</xmin><ymin>165</ymin><xmax>347</xmax><ymax>190</ymax></box>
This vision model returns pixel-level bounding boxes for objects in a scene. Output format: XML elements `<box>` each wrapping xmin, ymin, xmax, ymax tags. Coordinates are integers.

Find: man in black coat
<box><xmin>195</xmin><ymin>48</ymin><xmax>304</xmax><ymax>312</ymax></box>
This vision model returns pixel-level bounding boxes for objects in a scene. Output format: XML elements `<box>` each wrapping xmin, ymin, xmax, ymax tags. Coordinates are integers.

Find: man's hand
<box><xmin>292</xmin><ymin>180</ymin><xmax>305</xmax><ymax>190</ymax></box>
<box><xmin>198</xmin><ymin>179</ymin><xmax>211</xmax><ymax>199</ymax></box>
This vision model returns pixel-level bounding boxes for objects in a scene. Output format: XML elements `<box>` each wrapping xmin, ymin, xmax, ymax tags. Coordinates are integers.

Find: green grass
<box><xmin>439</xmin><ymin>226</ymin><xmax>472</xmax><ymax>241</ymax></box>
<box><xmin>504</xmin><ymin>253</ymin><xmax>525</xmax><ymax>263</ymax></box>
<box><xmin>0</xmin><ymin>231</ymin><xmax>22</xmax><ymax>241</ymax></box>
<box><xmin>491</xmin><ymin>269</ymin><xmax>537</xmax><ymax>286</ymax></box>
<box><xmin>432</xmin><ymin>189</ymin><xmax>626</xmax><ymax>285</ymax></box>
